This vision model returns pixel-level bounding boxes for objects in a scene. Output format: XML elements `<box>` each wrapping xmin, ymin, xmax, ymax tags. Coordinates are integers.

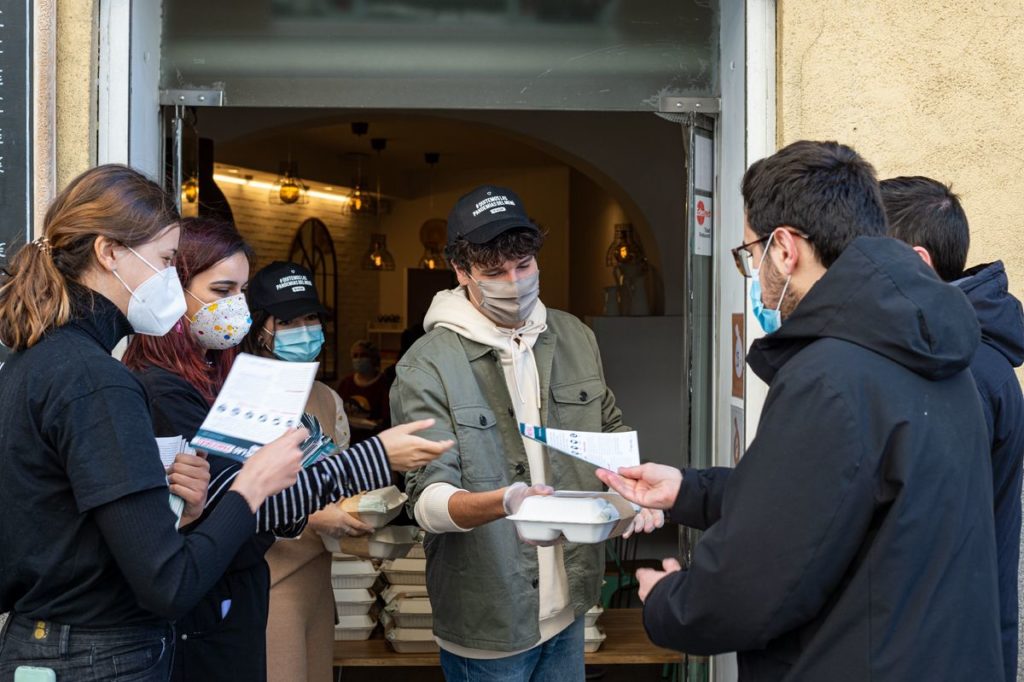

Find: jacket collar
<box><xmin>460</xmin><ymin>325</ymin><xmax>558</xmax><ymax>421</ymax></box>
<box><xmin>67</xmin><ymin>284</ymin><xmax>134</xmax><ymax>353</ymax></box>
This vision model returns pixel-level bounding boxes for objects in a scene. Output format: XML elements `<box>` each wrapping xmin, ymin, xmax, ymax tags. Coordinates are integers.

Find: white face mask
<box><xmin>186</xmin><ymin>291</ymin><xmax>252</xmax><ymax>350</ymax></box>
<box><xmin>111</xmin><ymin>247</ymin><xmax>187</xmax><ymax>336</ymax></box>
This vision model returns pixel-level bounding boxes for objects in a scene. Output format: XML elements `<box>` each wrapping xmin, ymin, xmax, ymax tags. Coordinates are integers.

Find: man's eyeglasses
<box><xmin>730</xmin><ymin>228</ymin><xmax>811</xmax><ymax>278</ymax></box>
<box><xmin>731</xmin><ymin>235</ymin><xmax>770</xmax><ymax>278</ymax></box>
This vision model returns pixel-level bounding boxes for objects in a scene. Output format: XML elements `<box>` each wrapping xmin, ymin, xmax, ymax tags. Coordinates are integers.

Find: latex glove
<box><xmin>622</xmin><ymin>507</ymin><xmax>666</xmax><ymax>539</ymax></box>
<box><xmin>502</xmin><ymin>481</ymin><xmax>554</xmax><ymax>515</ymax></box>
<box><xmin>379</xmin><ymin>419</ymin><xmax>455</xmax><ymax>472</ymax></box>
<box><xmin>595</xmin><ymin>463</ymin><xmax>683</xmax><ymax>511</ymax></box>
<box><xmin>167</xmin><ymin>453</ymin><xmax>209</xmax><ymax>528</ymax></box>
<box><xmin>309</xmin><ymin>502</ymin><xmax>375</xmax><ymax>538</ymax></box>
<box><xmin>503</xmin><ymin>482</ymin><xmax>558</xmax><ymax>547</ymax></box>
<box><xmin>637</xmin><ymin>557</ymin><xmax>682</xmax><ymax>603</ymax></box>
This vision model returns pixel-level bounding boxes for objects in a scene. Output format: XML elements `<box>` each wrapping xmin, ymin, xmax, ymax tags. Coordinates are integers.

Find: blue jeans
<box><xmin>440</xmin><ymin>617</ymin><xmax>585</xmax><ymax>682</ymax></box>
<box><xmin>0</xmin><ymin>615</ymin><xmax>172</xmax><ymax>682</ymax></box>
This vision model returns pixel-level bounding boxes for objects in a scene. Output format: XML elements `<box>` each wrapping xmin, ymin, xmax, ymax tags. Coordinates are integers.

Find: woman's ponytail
<box><xmin>0</xmin><ymin>164</ymin><xmax>177</xmax><ymax>352</ymax></box>
<box><xmin>0</xmin><ymin>239</ymin><xmax>71</xmax><ymax>351</ymax></box>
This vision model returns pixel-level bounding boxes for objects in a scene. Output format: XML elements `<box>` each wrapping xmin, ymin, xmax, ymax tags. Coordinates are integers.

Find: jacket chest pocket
<box><xmin>550</xmin><ymin>378</ymin><xmax>606</xmax><ymax>433</ymax></box>
<box><xmin>452</xmin><ymin>406</ymin><xmax>506</xmax><ymax>487</ymax></box>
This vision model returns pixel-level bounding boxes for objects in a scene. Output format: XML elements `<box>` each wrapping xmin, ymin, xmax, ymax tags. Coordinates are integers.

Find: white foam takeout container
<box><xmin>333</xmin><ymin>588</ymin><xmax>376</xmax><ymax>616</ymax></box>
<box><xmin>381</xmin><ymin>611</ymin><xmax>439</xmax><ymax>654</ymax></box>
<box><xmin>330</xmin><ymin>558</ymin><xmax>379</xmax><ymax>589</ymax></box>
<box><xmin>340</xmin><ymin>486</ymin><xmax>408</xmax><ymax>529</ymax></box>
<box><xmin>380</xmin><ymin>584</ymin><xmax>430</xmax><ymax>604</ymax></box>
<box><xmin>382</xmin><ymin>558</ymin><xmax>428</xmax><ymax>586</ymax></box>
<box><xmin>506</xmin><ymin>492</ymin><xmax>638</xmax><ymax>544</ymax></box>
<box><xmin>584</xmin><ymin>625</ymin><xmax>607</xmax><ymax>653</ymax></box>
<box><xmin>384</xmin><ymin>596</ymin><xmax>433</xmax><ymax>629</ymax></box>
<box><xmin>334</xmin><ymin>614</ymin><xmax>376</xmax><ymax>641</ymax></box>
<box><xmin>585</xmin><ymin>604</ymin><xmax>604</xmax><ymax>628</ymax></box>
<box><xmin>367</xmin><ymin>526</ymin><xmax>423</xmax><ymax>560</ymax></box>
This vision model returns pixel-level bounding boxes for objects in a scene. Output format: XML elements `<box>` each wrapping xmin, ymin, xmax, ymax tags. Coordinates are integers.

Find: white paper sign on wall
<box><xmin>693</xmin><ymin>194</ymin><xmax>713</xmax><ymax>256</ymax></box>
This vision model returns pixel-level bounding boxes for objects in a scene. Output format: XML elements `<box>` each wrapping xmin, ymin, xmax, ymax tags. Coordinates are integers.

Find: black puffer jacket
<box><xmin>957</xmin><ymin>260</ymin><xmax>1024</xmax><ymax>682</ymax></box>
<box><xmin>646</xmin><ymin>237</ymin><xmax>1003</xmax><ymax>681</ymax></box>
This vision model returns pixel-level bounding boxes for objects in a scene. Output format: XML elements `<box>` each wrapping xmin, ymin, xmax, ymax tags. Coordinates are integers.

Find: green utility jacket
<box><xmin>391</xmin><ymin>309</ymin><xmax>630</xmax><ymax>652</ymax></box>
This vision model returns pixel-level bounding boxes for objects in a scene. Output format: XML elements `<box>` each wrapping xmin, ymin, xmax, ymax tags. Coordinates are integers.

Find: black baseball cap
<box><xmin>447</xmin><ymin>185</ymin><xmax>540</xmax><ymax>245</ymax></box>
<box><xmin>247</xmin><ymin>261</ymin><xmax>328</xmax><ymax>322</ymax></box>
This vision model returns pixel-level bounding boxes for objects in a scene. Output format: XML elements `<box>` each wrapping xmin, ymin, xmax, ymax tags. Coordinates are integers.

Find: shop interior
<box><xmin>161</xmin><ymin>0</ymin><xmax>717</xmax><ymax>677</ymax></box>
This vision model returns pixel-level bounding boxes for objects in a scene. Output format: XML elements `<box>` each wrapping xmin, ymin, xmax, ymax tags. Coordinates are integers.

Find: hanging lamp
<box><xmin>268</xmin><ymin>160</ymin><xmax>309</xmax><ymax>205</ymax></box>
<box><xmin>361</xmin><ymin>138</ymin><xmax>395</xmax><ymax>271</ymax></box>
<box><xmin>417</xmin><ymin>152</ymin><xmax>447</xmax><ymax>270</ymax></box>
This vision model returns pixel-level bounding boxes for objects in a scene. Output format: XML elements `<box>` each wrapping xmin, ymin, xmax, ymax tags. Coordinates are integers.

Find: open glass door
<box><xmin>677</xmin><ymin>111</ymin><xmax>716</xmax><ymax>682</ymax></box>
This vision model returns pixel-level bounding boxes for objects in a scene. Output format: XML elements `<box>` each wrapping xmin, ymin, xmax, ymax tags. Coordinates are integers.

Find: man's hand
<box><xmin>596</xmin><ymin>463</ymin><xmax>683</xmax><ymax>511</ymax></box>
<box><xmin>167</xmin><ymin>453</ymin><xmax>210</xmax><ymax>527</ymax></box>
<box><xmin>502</xmin><ymin>481</ymin><xmax>554</xmax><ymax>516</ymax></box>
<box><xmin>308</xmin><ymin>502</ymin><xmax>375</xmax><ymax>538</ymax></box>
<box><xmin>622</xmin><ymin>507</ymin><xmax>666</xmax><ymax>539</ymax></box>
<box><xmin>637</xmin><ymin>558</ymin><xmax>682</xmax><ymax>603</ymax></box>
<box><xmin>503</xmin><ymin>482</ymin><xmax>560</xmax><ymax>547</ymax></box>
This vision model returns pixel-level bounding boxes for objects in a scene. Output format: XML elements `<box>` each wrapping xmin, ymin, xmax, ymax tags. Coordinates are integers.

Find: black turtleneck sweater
<box><xmin>0</xmin><ymin>288</ymin><xmax>256</xmax><ymax>626</ymax></box>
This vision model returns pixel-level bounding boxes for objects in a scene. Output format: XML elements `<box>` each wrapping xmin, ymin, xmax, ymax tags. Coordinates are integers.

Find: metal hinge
<box><xmin>159</xmin><ymin>88</ymin><xmax>225</xmax><ymax>107</ymax></box>
<box><xmin>658</xmin><ymin>96</ymin><xmax>720</xmax><ymax>114</ymax></box>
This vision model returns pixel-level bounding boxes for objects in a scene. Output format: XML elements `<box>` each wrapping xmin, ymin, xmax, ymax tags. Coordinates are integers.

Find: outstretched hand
<box><xmin>596</xmin><ymin>463</ymin><xmax>683</xmax><ymax>511</ymax></box>
<box><xmin>379</xmin><ymin>419</ymin><xmax>455</xmax><ymax>472</ymax></box>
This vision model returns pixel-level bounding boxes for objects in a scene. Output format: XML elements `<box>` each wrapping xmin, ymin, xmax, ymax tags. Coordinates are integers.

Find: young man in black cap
<box><xmin>391</xmin><ymin>185</ymin><xmax>663</xmax><ymax>680</ymax></box>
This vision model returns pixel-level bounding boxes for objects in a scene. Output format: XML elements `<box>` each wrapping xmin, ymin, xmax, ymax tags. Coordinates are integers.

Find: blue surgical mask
<box><xmin>750</xmin><ymin>233</ymin><xmax>791</xmax><ymax>335</ymax></box>
<box><xmin>273</xmin><ymin>324</ymin><xmax>324</xmax><ymax>362</ymax></box>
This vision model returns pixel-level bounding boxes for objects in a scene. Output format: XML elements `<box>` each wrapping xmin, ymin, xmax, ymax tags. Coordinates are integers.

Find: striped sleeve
<box><xmin>203</xmin><ymin>437</ymin><xmax>392</xmax><ymax>537</ymax></box>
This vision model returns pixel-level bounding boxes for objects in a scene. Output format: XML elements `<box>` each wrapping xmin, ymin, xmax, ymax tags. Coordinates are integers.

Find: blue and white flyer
<box><xmin>519</xmin><ymin>423</ymin><xmax>640</xmax><ymax>471</ymax></box>
<box><xmin>191</xmin><ymin>353</ymin><xmax>318</xmax><ymax>462</ymax></box>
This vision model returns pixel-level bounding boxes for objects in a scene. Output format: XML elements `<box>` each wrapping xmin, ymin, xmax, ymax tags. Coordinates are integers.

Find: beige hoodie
<box><xmin>414</xmin><ymin>287</ymin><xmax>574</xmax><ymax>659</ymax></box>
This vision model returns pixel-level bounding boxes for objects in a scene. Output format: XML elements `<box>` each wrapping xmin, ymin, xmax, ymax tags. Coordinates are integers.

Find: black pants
<box><xmin>170</xmin><ymin>561</ymin><xmax>270</xmax><ymax>682</ymax></box>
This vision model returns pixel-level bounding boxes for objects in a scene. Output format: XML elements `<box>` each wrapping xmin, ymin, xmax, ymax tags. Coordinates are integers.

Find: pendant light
<box><xmin>418</xmin><ymin>152</ymin><xmax>447</xmax><ymax>270</ymax></box>
<box><xmin>605</xmin><ymin>223</ymin><xmax>645</xmax><ymax>265</ymax></box>
<box><xmin>362</xmin><ymin>233</ymin><xmax>396</xmax><ymax>271</ymax></box>
<box><xmin>268</xmin><ymin>160</ymin><xmax>309</xmax><ymax>205</ymax></box>
<box><xmin>343</xmin><ymin>123</ymin><xmax>378</xmax><ymax>217</ymax></box>
<box><xmin>361</xmin><ymin>138</ymin><xmax>395</xmax><ymax>271</ymax></box>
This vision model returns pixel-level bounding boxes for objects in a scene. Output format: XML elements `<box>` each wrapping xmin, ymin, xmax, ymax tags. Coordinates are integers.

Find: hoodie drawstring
<box><xmin>498</xmin><ymin>321</ymin><xmax>547</xmax><ymax>407</ymax></box>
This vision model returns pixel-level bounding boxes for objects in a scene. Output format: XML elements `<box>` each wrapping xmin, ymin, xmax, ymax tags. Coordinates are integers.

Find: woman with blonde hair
<box><xmin>0</xmin><ymin>165</ymin><xmax>306</xmax><ymax>682</ymax></box>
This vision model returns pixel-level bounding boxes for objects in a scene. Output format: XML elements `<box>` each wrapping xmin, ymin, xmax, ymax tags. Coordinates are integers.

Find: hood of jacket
<box><xmin>956</xmin><ymin>261</ymin><xmax>1024</xmax><ymax>368</ymax></box>
<box><xmin>748</xmin><ymin>236</ymin><xmax>981</xmax><ymax>384</ymax></box>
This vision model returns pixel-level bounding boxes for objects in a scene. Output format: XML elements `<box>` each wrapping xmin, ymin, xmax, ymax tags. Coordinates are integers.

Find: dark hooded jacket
<box><xmin>644</xmin><ymin>237</ymin><xmax>1003</xmax><ymax>681</ymax></box>
<box><xmin>957</xmin><ymin>261</ymin><xmax>1024</xmax><ymax>681</ymax></box>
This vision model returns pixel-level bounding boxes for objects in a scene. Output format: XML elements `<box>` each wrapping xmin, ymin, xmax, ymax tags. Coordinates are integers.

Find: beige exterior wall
<box><xmin>54</xmin><ymin>0</ymin><xmax>96</xmax><ymax>193</ymax></box>
<box><xmin>778</xmin><ymin>0</ymin><xmax>1024</xmax><ymax>381</ymax></box>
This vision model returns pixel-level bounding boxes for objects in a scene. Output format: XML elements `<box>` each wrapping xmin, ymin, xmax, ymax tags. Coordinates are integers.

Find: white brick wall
<box><xmin>218</xmin><ymin>182</ymin><xmax>380</xmax><ymax>382</ymax></box>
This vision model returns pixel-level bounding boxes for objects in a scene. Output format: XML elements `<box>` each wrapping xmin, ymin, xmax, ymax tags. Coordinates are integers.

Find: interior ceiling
<box><xmin>209</xmin><ymin>114</ymin><xmax>561</xmax><ymax>197</ymax></box>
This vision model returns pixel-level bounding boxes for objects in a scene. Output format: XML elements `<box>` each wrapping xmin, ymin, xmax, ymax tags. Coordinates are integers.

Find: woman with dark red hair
<box><xmin>124</xmin><ymin>218</ymin><xmax>451</xmax><ymax>682</ymax></box>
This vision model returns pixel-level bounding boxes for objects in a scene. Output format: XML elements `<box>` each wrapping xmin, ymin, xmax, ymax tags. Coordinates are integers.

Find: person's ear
<box><xmin>92</xmin><ymin>236</ymin><xmax>122</xmax><ymax>273</ymax></box>
<box><xmin>771</xmin><ymin>227</ymin><xmax>802</xmax><ymax>276</ymax></box>
<box><xmin>912</xmin><ymin>246</ymin><xmax>935</xmax><ymax>271</ymax></box>
<box><xmin>453</xmin><ymin>264</ymin><xmax>472</xmax><ymax>288</ymax></box>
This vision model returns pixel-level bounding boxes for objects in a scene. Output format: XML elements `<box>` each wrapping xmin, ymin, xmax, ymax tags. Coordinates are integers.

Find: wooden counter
<box><xmin>334</xmin><ymin>608</ymin><xmax>697</xmax><ymax>667</ymax></box>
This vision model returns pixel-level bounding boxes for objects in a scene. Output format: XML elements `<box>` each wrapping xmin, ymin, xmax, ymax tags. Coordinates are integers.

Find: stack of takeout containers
<box><xmin>379</xmin><ymin>556</ymin><xmax>436</xmax><ymax>652</ymax></box>
<box><xmin>331</xmin><ymin>558</ymin><xmax>380</xmax><ymax>641</ymax></box>
<box><xmin>584</xmin><ymin>604</ymin><xmax>606</xmax><ymax>652</ymax></box>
